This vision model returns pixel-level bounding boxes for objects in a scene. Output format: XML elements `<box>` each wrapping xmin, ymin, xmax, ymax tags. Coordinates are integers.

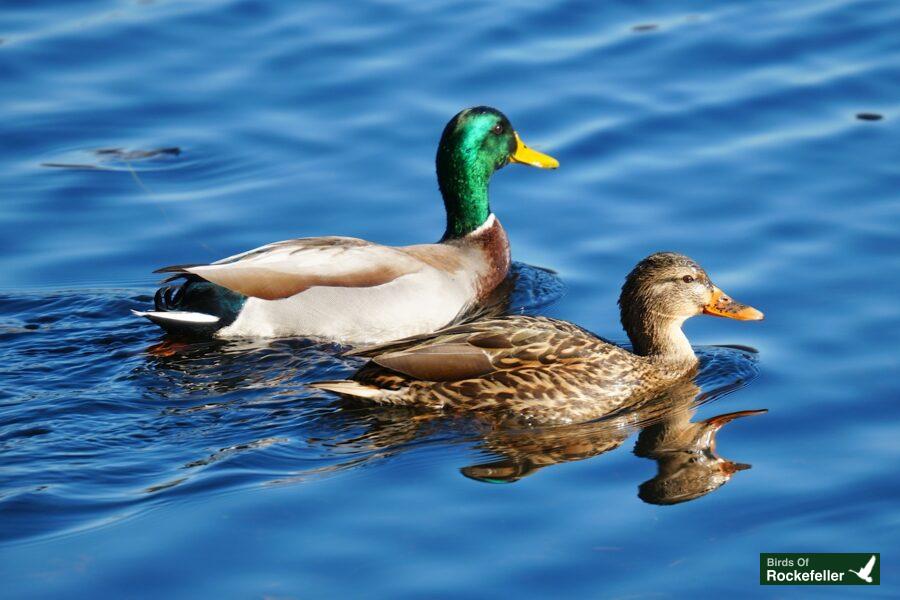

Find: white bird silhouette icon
<box><xmin>848</xmin><ymin>555</ymin><xmax>877</xmax><ymax>583</ymax></box>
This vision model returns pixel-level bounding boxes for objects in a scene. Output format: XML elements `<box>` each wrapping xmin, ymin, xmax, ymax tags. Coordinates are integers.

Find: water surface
<box><xmin>1</xmin><ymin>0</ymin><xmax>899</xmax><ymax>597</ymax></box>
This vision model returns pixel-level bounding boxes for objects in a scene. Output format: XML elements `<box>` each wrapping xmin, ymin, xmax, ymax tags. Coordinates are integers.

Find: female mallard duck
<box><xmin>133</xmin><ymin>107</ymin><xmax>558</xmax><ymax>343</ymax></box>
<box><xmin>312</xmin><ymin>252</ymin><xmax>763</xmax><ymax>424</ymax></box>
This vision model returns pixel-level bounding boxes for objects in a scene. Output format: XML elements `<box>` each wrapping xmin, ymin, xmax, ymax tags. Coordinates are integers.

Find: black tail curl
<box><xmin>154</xmin><ymin>280</ymin><xmax>187</xmax><ymax>311</ymax></box>
<box><xmin>149</xmin><ymin>274</ymin><xmax>247</xmax><ymax>333</ymax></box>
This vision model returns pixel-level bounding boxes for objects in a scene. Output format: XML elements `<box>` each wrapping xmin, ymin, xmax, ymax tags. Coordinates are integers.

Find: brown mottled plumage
<box><xmin>311</xmin><ymin>252</ymin><xmax>763</xmax><ymax>424</ymax></box>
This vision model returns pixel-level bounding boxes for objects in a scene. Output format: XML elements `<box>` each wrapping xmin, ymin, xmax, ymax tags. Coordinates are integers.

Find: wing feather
<box><xmin>355</xmin><ymin>316</ymin><xmax>607</xmax><ymax>383</ymax></box>
<box><xmin>373</xmin><ymin>344</ymin><xmax>495</xmax><ymax>381</ymax></box>
<box><xmin>154</xmin><ymin>237</ymin><xmax>426</xmax><ymax>301</ymax></box>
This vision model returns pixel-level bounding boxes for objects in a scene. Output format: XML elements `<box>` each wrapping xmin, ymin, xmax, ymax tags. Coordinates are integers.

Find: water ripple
<box><xmin>1</xmin><ymin>0</ymin><xmax>898</xmax><ymax>596</ymax></box>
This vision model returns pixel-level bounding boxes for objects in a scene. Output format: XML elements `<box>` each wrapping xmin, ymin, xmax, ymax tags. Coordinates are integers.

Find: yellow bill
<box><xmin>510</xmin><ymin>132</ymin><xmax>559</xmax><ymax>169</ymax></box>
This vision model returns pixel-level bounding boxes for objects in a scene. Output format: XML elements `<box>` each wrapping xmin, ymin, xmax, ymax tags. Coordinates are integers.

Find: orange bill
<box><xmin>510</xmin><ymin>132</ymin><xmax>559</xmax><ymax>169</ymax></box>
<box><xmin>703</xmin><ymin>286</ymin><xmax>764</xmax><ymax>321</ymax></box>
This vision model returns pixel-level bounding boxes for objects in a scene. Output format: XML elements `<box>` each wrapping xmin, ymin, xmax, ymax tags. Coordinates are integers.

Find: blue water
<box><xmin>2</xmin><ymin>0</ymin><xmax>899</xmax><ymax>597</ymax></box>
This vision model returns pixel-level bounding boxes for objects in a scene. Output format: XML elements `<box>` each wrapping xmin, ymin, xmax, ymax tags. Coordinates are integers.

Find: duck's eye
<box><xmin>682</xmin><ymin>275</ymin><xmax>694</xmax><ymax>283</ymax></box>
<box><xmin>491</xmin><ymin>124</ymin><xmax>504</xmax><ymax>135</ymax></box>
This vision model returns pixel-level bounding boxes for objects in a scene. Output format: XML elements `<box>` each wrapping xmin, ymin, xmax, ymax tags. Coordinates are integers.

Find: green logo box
<box><xmin>760</xmin><ymin>553</ymin><xmax>880</xmax><ymax>585</ymax></box>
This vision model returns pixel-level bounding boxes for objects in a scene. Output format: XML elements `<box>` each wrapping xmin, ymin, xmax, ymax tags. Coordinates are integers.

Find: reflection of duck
<box><xmin>460</xmin><ymin>380</ymin><xmax>764</xmax><ymax>503</ymax></box>
<box><xmin>309</xmin><ymin>376</ymin><xmax>764</xmax><ymax>506</ymax></box>
<box><xmin>313</xmin><ymin>252</ymin><xmax>763</xmax><ymax>424</ymax></box>
<box><xmin>134</xmin><ymin>107</ymin><xmax>557</xmax><ymax>344</ymax></box>
<box><xmin>634</xmin><ymin>407</ymin><xmax>765</xmax><ymax>505</ymax></box>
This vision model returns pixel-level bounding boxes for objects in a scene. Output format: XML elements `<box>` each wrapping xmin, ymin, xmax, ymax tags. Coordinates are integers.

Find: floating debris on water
<box><xmin>94</xmin><ymin>147</ymin><xmax>181</xmax><ymax>160</ymax></box>
<box><xmin>41</xmin><ymin>146</ymin><xmax>183</xmax><ymax>170</ymax></box>
<box><xmin>632</xmin><ymin>24</ymin><xmax>659</xmax><ymax>32</ymax></box>
<box><xmin>40</xmin><ymin>162</ymin><xmax>104</xmax><ymax>170</ymax></box>
<box><xmin>856</xmin><ymin>112</ymin><xmax>883</xmax><ymax>121</ymax></box>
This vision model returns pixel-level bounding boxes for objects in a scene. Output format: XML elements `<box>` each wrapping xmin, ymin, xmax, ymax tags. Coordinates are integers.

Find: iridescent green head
<box><xmin>436</xmin><ymin>106</ymin><xmax>558</xmax><ymax>240</ymax></box>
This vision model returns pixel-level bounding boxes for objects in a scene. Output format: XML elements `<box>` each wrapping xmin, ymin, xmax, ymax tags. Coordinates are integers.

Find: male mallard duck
<box><xmin>311</xmin><ymin>252</ymin><xmax>763</xmax><ymax>424</ymax></box>
<box><xmin>134</xmin><ymin>107</ymin><xmax>558</xmax><ymax>343</ymax></box>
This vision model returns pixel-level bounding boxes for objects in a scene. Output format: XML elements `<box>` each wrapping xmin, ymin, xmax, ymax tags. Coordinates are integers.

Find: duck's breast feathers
<box><xmin>355</xmin><ymin>316</ymin><xmax>607</xmax><ymax>382</ymax></box>
<box><xmin>154</xmin><ymin>237</ymin><xmax>461</xmax><ymax>301</ymax></box>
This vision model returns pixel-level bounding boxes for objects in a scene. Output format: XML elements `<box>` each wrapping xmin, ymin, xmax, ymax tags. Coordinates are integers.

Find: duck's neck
<box><xmin>624</xmin><ymin>314</ymin><xmax>698</xmax><ymax>369</ymax></box>
<box><xmin>437</xmin><ymin>150</ymin><xmax>492</xmax><ymax>240</ymax></box>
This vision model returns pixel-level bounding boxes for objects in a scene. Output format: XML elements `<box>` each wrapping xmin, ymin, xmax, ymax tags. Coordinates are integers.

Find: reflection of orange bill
<box><xmin>703</xmin><ymin>408</ymin><xmax>768</xmax><ymax>429</ymax></box>
<box><xmin>720</xmin><ymin>461</ymin><xmax>753</xmax><ymax>475</ymax></box>
<box><xmin>703</xmin><ymin>286</ymin><xmax>764</xmax><ymax>321</ymax></box>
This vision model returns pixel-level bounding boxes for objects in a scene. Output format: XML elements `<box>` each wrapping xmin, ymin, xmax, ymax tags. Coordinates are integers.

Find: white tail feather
<box><xmin>132</xmin><ymin>310</ymin><xmax>220</xmax><ymax>324</ymax></box>
<box><xmin>309</xmin><ymin>380</ymin><xmax>385</xmax><ymax>399</ymax></box>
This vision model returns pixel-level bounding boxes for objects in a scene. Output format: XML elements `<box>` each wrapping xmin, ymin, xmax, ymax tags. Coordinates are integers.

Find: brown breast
<box><xmin>401</xmin><ymin>215</ymin><xmax>511</xmax><ymax>302</ymax></box>
<box><xmin>465</xmin><ymin>216</ymin><xmax>511</xmax><ymax>301</ymax></box>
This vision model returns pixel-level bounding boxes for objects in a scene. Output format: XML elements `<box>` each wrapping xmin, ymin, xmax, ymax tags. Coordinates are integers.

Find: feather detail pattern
<box><xmin>313</xmin><ymin>315</ymin><xmax>691</xmax><ymax>424</ymax></box>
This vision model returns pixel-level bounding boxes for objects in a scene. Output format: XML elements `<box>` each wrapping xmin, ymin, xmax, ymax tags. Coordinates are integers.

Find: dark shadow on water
<box><xmin>466</xmin><ymin>261</ymin><xmax>565</xmax><ymax>321</ymax></box>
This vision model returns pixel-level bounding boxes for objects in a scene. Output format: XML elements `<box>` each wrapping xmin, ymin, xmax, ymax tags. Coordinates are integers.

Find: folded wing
<box><xmin>357</xmin><ymin>316</ymin><xmax>603</xmax><ymax>382</ymax></box>
<box><xmin>155</xmin><ymin>237</ymin><xmax>426</xmax><ymax>301</ymax></box>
